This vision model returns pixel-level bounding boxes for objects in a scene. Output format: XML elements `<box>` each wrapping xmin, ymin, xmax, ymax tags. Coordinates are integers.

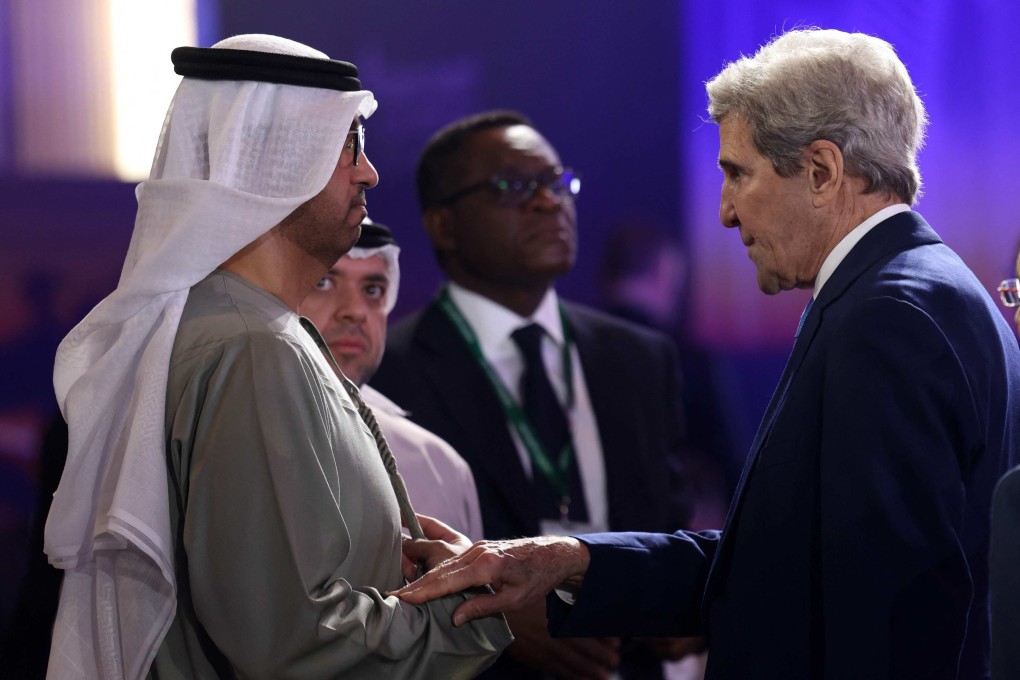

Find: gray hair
<box><xmin>706</xmin><ymin>28</ymin><xmax>928</xmax><ymax>204</ymax></box>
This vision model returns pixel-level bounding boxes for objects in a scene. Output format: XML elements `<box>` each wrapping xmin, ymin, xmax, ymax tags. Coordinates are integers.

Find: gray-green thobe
<box><xmin>149</xmin><ymin>271</ymin><xmax>511</xmax><ymax>679</ymax></box>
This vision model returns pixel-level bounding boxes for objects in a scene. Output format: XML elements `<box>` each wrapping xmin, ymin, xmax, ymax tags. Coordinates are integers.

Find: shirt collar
<box><xmin>446</xmin><ymin>282</ymin><xmax>563</xmax><ymax>360</ymax></box>
<box><xmin>357</xmin><ymin>383</ymin><xmax>407</xmax><ymax>416</ymax></box>
<box><xmin>813</xmin><ymin>203</ymin><xmax>910</xmax><ymax>299</ymax></box>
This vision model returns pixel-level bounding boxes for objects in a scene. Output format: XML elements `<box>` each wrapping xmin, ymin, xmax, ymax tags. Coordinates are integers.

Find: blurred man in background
<box><xmin>300</xmin><ymin>219</ymin><xmax>484</xmax><ymax>541</ymax></box>
<box><xmin>373</xmin><ymin>110</ymin><xmax>700</xmax><ymax>678</ymax></box>
<box><xmin>596</xmin><ymin>222</ymin><xmax>737</xmax><ymax>530</ymax></box>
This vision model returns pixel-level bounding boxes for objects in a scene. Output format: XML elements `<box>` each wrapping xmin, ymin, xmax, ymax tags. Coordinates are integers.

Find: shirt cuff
<box><xmin>553</xmin><ymin>584</ymin><xmax>579</xmax><ymax>606</ymax></box>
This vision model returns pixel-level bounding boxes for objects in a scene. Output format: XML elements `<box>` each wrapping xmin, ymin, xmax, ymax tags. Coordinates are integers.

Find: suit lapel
<box><xmin>715</xmin><ymin>297</ymin><xmax>821</xmax><ymax>537</ymax></box>
<box><xmin>566</xmin><ymin>305</ymin><xmax>640</xmax><ymax>531</ymax></box>
<box><xmin>704</xmin><ymin>211</ymin><xmax>943</xmax><ymax>603</ymax></box>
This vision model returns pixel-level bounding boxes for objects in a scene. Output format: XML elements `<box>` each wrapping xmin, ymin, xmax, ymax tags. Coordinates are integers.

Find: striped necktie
<box><xmin>795</xmin><ymin>297</ymin><xmax>815</xmax><ymax>338</ymax></box>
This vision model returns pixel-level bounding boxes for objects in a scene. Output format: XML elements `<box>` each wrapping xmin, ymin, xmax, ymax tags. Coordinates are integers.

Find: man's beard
<box><xmin>279</xmin><ymin>199</ymin><xmax>363</xmax><ymax>268</ymax></box>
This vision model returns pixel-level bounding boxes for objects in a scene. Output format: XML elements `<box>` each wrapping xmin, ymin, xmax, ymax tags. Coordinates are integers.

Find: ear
<box><xmin>805</xmin><ymin>140</ymin><xmax>844</xmax><ymax>208</ymax></box>
<box><xmin>422</xmin><ymin>206</ymin><xmax>456</xmax><ymax>253</ymax></box>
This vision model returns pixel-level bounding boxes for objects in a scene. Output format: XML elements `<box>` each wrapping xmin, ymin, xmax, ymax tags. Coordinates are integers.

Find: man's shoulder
<box><xmin>184</xmin><ymin>271</ymin><xmax>293</xmax><ymax>322</ymax></box>
<box><xmin>849</xmin><ymin>237</ymin><xmax>997</xmax><ymax>330</ymax></box>
<box><xmin>844</xmin><ymin>212</ymin><xmax>981</xmax><ymax>305</ymax></box>
<box><xmin>375</xmin><ymin>404</ymin><xmax>463</xmax><ymax>459</ymax></box>
<box><xmin>383</xmin><ymin>302</ymin><xmax>449</xmax><ymax>356</ymax></box>
<box><xmin>363</xmin><ymin>386</ymin><xmax>472</xmax><ymax>471</ymax></box>
<box><xmin>826</xmin><ymin>238</ymin><xmax>1019</xmax><ymax>386</ymax></box>
<box><xmin>172</xmin><ymin>274</ymin><xmax>309</xmax><ymax>372</ymax></box>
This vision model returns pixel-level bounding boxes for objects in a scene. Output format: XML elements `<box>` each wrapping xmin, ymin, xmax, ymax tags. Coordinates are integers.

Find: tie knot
<box><xmin>511</xmin><ymin>323</ymin><xmax>546</xmax><ymax>360</ymax></box>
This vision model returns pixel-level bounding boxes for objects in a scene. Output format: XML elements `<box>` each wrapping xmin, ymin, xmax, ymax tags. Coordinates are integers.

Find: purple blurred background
<box><xmin>2</xmin><ymin>0</ymin><xmax>1018</xmax><ymax>641</ymax></box>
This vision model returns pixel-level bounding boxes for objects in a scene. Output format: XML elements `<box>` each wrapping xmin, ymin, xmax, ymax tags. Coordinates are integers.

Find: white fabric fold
<box><xmin>44</xmin><ymin>34</ymin><xmax>376</xmax><ymax>680</ymax></box>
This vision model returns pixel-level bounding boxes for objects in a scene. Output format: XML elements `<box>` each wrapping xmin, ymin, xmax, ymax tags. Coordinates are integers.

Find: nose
<box><xmin>334</xmin><ymin>298</ymin><xmax>367</xmax><ymax>324</ymax></box>
<box><xmin>356</xmin><ymin>153</ymin><xmax>380</xmax><ymax>189</ymax></box>
<box><xmin>330</xmin><ymin>286</ymin><xmax>367</xmax><ymax>323</ymax></box>
<box><xmin>525</xmin><ymin>184</ymin><xmax>566</xmax><ymax>213</ymax></box>
<box><xmin>719</xmin><ymin>184</ymin><xmax>738</xmax><ymax>229</ymax></box>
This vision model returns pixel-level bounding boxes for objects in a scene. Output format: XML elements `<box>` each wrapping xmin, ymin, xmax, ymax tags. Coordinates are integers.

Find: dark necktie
<box><xmin>511</xmin><ymin>323</ymin><xmax>588</xmax><ymax>522</ymax></box>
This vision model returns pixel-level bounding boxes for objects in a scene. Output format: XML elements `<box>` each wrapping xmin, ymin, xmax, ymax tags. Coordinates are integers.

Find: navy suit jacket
<box><xmin>549</xmin><ymin>212</ymin><xmax>1020</xmax><ymax>680</ymax></box>
<box><xmin>371</xmin><ymin>299</ymin><xmax>691</xmax><ymax>541</ymax></box>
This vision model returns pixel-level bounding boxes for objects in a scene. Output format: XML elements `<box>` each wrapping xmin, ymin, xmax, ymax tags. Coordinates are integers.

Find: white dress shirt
<box><xmin>446</xmin><ymin>282</ymin><xmax>609</xmax><ymax>533</ymax></box>
<box><xmin>814</xmin><ymin>203</ymin><xmax>911</xmax><ymax>298</ymax></box>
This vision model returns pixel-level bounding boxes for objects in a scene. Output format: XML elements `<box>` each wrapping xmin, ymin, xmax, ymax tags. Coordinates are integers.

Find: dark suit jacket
<box><xmin>991</xmin><ymin>466</ymin><xmax>1020</xmax><ymax>679</ymax></box>
<box><xmin>549</xmin><ymin>212</ymin><xmax>1020</xmax><ymax>680</ymax></box>
<box><xmin>372</xmin><ymin>299</ymin><xmax>691</xmax><ymax>541</ymax></box>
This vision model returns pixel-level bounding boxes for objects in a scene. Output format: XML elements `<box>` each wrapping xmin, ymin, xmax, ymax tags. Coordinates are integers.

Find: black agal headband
<box><xmin>171</xmin><ymin>46</ymin><xmax>362</xmax><ymax>91</ymax></box>
<box><xmin>355</xmin><ymin>221</ymin><xmax>396</xmax><ymax>249</ymax></box>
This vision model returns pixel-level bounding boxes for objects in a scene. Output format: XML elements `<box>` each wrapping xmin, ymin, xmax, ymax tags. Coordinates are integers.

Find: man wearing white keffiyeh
<box><xmin>44</xmin><ymin>34</ymin><xmax>510</xmax><ymax>680</ymax></box>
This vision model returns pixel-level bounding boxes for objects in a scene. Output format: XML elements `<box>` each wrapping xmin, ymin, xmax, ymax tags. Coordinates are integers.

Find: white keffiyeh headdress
<box><xmin>346</xmin><ymin>217</ymin><xmax>401</xmax><ymax>314</ymax></box>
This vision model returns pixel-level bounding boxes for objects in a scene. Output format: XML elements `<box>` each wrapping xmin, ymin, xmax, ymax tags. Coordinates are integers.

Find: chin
<box><xmin>536</xmin><ymin>246</ymin><xmax>576</xmax><ymax>269</ymax></box>
<box><xmin>535</xmin><ymin>259</ymin><xmax>573</xmax><ymax>278</ymax></box>
<box><xmin>756</xmin><ymin>276</ymin><xmax>782</xmax><ymax>296</ymax></box>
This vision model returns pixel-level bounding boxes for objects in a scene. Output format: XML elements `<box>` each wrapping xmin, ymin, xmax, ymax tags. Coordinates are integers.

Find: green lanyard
<box><xmin>437</xmin><ymin>288</ymin><xmax>577</xmax><ymax>506</ymax></box>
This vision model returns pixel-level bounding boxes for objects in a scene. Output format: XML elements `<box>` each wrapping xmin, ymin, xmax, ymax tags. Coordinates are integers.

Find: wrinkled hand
<box><xmin>504</xmin><ymin>600</ymin><xmax>620</xmax><ymax>680</ymax></box>
<box><xmin>390</xmin><ymin>535</ymin><xmax>590</xmax><ymax>627</ymax></box>
<box><xmin>400</xmin><ymin>514</ymin><xmax>474</xmax><ymax>582</ymax></box>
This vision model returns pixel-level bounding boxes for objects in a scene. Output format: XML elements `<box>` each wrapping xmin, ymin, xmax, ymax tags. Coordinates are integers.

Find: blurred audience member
<box><xmin>597</xmin><ymin>222</ymin><xmax>737</xmax><ymax>529</ymax></box>
<box><xmin>0</xmin><ymin>411</ymin><xmax>67</xmax><ymax>679</ymax></box>
<box><xmin>372</xmin><ymin>110</ymin><xmax>700</xmax><ymax>679</ymax></box>
<box><xmin>0</xmin><ymin>271</ymin><xmax>64</xmax><ymax>416</ymax></box>
<box><xmin>300</xmin><ymin>219</ymin><xmax>484</xmax><ymax>541</ymax></box>
<box><xmin>597</xmin><ymin>223</ymin><xmax>690</xmax><ymax>337</ymax></box>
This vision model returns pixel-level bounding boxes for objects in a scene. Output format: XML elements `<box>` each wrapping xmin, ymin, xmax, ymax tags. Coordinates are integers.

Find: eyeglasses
<box><xmin>437</xmin><ymin>167</ymin><xmax>581</xmax><ymax>207</ymax></box>
<box><xmin>998</xmin><ymin>278</ymin><xmax>1020</xmax><ymax>307</ymax></box>
<box><xmin>344</xmin><ymin>126</ymin><xmax>365</xmax><ymax>166</ymax></box>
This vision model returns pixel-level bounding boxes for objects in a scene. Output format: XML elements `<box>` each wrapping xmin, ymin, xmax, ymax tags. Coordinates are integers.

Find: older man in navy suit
<box><xmin>393</xmin><ymin>28</ymin><xmax>1020</xmax><ymax>680</ymax></box>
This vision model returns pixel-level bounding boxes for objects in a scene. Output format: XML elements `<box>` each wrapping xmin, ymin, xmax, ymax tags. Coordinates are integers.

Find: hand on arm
<box><xmin>392</xmin><ymin>535</ymin><xmax>590</xmax><ymax>627</ymax></box>
<box><xmin>400</xmin><ymin>514</ymin><xmax>474</xmax><ymax>582</ymax></box>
